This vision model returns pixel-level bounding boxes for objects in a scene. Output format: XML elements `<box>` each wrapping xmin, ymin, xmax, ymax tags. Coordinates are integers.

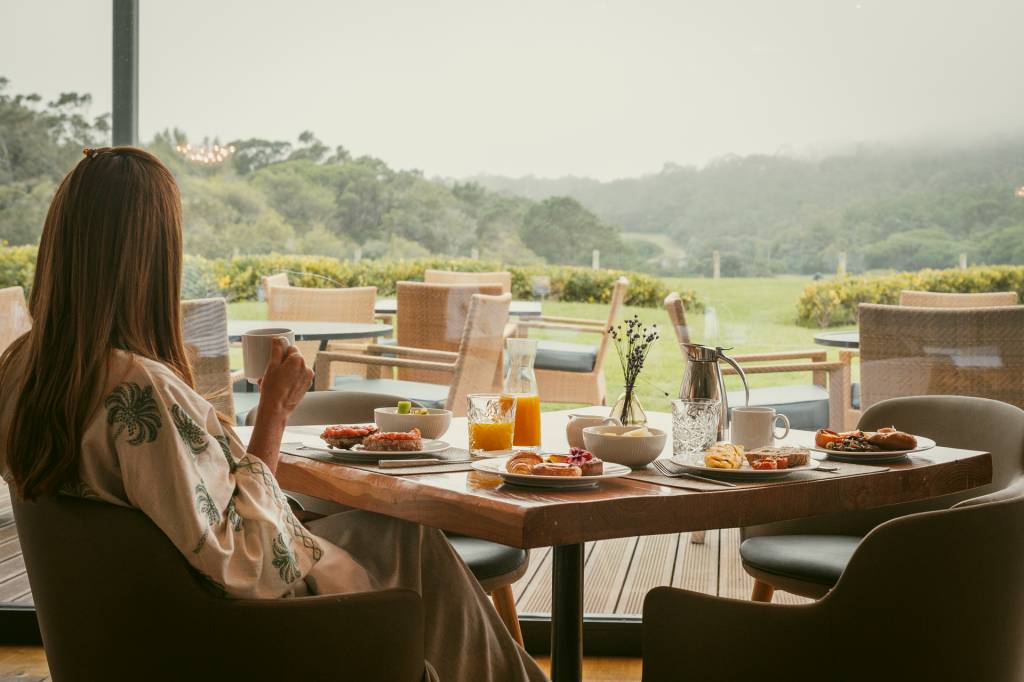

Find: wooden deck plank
<box><xmin>672</xmin><ymin>530</ymin><xmax>720</xmax><ymax>595</ymax></box>
<box><xmin>516</xmin><ymin>542</ymin><xmax>596</xmax><ymax>615</ymax></box>
<box><xmin>0</xmin><ymin>554</ymin><xmax>25</xmax><ymax>583</ymax></box>
<box><xmin>512</xmin><ymin>547</ymin><xmax>550</xmax><ymax>602</ymax></box>
<box><xmin>0</xmin><ymin>572</ymin><xmax>31</xmax><ymax>603</ymax></box>
<box><xmin>615</xmin><ymin>533</ymin><xmax>678</xmax><ymax>614</ymax></box>
<box><xmin>582</xmin><ymin>537</ymin><xmax>637</xmax><ymax>615</ymax></box>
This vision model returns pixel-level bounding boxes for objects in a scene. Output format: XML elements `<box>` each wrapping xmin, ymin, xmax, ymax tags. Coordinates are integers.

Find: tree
<box><xmin>519</xmin><ymin>197</ymin><xmax>623</xmax><ymax>265</ymax></box>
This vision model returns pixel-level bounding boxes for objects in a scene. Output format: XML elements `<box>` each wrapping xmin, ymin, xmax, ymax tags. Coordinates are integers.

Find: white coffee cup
<box><xmin>241</xmin><ymin>327</ymin><xmax>295</xmax><ymax>383</ymax></box>
<box><xmin>730</xmin><ymin>406</ymin><xmax>790</xmax><ymax>451</ymax></box>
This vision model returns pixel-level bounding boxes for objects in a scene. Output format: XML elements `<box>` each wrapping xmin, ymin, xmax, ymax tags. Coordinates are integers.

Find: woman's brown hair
<box><xmin>1</xmin><ymin>147</ymin><xmax>194</xmax><ymax>499</ymax></box>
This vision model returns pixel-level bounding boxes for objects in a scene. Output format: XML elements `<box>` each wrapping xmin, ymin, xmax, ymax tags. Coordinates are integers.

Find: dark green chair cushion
<box><xmin>444</xmin><ymin>535</ymin><xmax>527</xmax><ymax>583</ymax></box>
<box><xmin>729</xmin><ymin>385</ymin><xmax>830</xmax><ymax>431</ymax></box>
<box><xmin>331</xmin><ymin>377</ymin><xmax>448</xmax><ymax>410</ymax></box>
<box><xmin>535</xmin><ymin>341</ymin><xmax>598</xmax><ymax>373</ymax></box>
<box><xmin>740</xmin><ymin>534</ymin><xmax>860</xmax><ymax>587</ymax></box>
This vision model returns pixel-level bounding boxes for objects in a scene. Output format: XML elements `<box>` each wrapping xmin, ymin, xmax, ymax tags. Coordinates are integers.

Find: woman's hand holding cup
<box><xmin>258</xmin><ymin>337</ymin><xmax>313</xmax><ymax>420</ymax></box>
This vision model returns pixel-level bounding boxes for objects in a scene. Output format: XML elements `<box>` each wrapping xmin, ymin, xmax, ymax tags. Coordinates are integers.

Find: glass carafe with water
<box><xmin>503</xmin><ymin>338</ymin><xmax>541</xmax><ymax>449</ymax></box>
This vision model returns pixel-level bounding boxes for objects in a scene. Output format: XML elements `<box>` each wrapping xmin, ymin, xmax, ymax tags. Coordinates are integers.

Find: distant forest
<box><xmin>3</xmin><ymin>76</ymin><xmax>1023</xmax><ymax>277</ymax></box>
<box><xmin>475</xmin><ymin>139</ymin><xmax>1024</xmax><ymax>276</ymax></box>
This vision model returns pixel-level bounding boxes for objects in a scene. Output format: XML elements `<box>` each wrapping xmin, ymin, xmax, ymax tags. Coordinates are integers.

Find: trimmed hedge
<box><xmin>1</xmin><ymin>247</ymin><xmax>699</xmax><ymax>310</ymax></box>
<box><xmin>797</xmin><ymin>266</ymin><xmax>1024</xmax><ymax>327</ymax></box>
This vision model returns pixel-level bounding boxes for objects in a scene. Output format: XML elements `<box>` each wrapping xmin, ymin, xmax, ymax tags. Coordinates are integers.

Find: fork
<box><xmin>652</xmin><ymin>459</ymin><xmax>738</xmax><ymax>487</ymax></box>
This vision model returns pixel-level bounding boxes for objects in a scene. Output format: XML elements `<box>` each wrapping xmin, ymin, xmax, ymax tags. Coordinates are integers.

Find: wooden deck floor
<box><xmin>0</xmin><ymin>485</ymin><xmax>809</xmax><ymax>613</ymax></box>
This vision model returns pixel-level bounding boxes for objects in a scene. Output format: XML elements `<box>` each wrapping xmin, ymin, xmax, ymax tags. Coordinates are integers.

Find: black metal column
<box><xmin>550</xmin><ymin>543</ymin><xmax>584</xmax><ymax>682</ymax></box>
<box><xmin>112</xmin><ymin>0</ymin><xmax>139</xmax><ymax>146</ymax></box>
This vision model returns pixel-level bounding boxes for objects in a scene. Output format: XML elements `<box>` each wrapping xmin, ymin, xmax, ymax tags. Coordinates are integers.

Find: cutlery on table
<box><xmin>377</xmin><ymin>458</ymin><xmax>472</xmax><ymax>469</ymax></box>
<box><xmin>652</xmin><ymin>460</ymin><xmax>738</xmax><ymax>488</ymax></box>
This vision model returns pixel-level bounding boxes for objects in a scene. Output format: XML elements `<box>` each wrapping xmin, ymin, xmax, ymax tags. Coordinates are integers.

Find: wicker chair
<box><xmin>665</xmin><ymin>292</ymin><xmax>851</xmax><ymax>430</ymax></box>
<box><xmin>859</xmin><ymin>303</ymin><xmax>1024</xmax><ymax>412</ymax></box>
<box><xmin>515</xmin><ymin>276</ymin><xmax>629</xmax><ymax>406</ymax></box>
<box><xmin>395</xmin><ymin>281</ymin><xmax>505</xmax><ymax>385</ymax></box>
<box><xmin>315</xmin><ymin>293</ymin><xmax>512</xmax><ymax>417</ymax></box>
<box><xmin>266</xmin><ymin>285</ymin><xmax>379</xmax><ymax>383</ymax></box>
<box><xmin>424</xmin><ymin>269</ymin><xmax>512</xmax><ymax>294</ymax></box>
<box><xmin>899</xmin><ymin>289</ymin><xmax>1019</xmax><ymax>308</ymax></box>
<box><xmin>261</xmin><ymin>272</ymin><xmax>290</xmax><ymax>305</ymax></box>
<box><xmin>181</xmin><ymin>297</ymin><xmax>237</xmax><ymax>419</ymax></box>
<box><xmin>0</xmin><ymin>285</ymin><xmax>30</xmax><ymax>353</ymax></box>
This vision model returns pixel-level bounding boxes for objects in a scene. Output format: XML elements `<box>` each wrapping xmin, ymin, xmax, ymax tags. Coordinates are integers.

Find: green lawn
<box><xmin>228</xmin><ymin>276</ymin><xmax>855</xmax><ymax>413</ymax></box>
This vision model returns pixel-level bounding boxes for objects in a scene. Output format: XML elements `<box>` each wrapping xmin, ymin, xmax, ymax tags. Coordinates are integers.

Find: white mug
<box><xmin>241</xmin><ymin>327</ymin><xmax>295</xmax><ymax>383</ymax></box>
<box><xmin>730</xmin><ymin>406</ymin><xmax>790</xmax><ymax>451</ymax></box>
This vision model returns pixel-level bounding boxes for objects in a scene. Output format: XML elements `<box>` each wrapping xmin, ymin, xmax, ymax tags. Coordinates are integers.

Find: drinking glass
<box><xmin>672</xmin><ymin>398</ymin><xmax>721</xmax><ymax>455</ymax></box>
<box><xmin>467</xmin><ymin>394</ymin><xmax>517</xmax><ymax>456</ymax></box>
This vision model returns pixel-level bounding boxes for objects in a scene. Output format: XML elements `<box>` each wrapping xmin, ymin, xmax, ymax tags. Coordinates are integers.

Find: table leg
<box><xmin>550</xmin><ymin>543</ymin><xmax>584</xmax><ymax>682</ymax></box>
<box><xmin>318</xmin><ymin>339</ymin><xmax>328</xmax><ymax>351</ymax></box>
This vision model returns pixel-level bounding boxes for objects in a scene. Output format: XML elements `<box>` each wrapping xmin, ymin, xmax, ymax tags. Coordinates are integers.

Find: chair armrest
<box><xmin>229</xmin><ymin>369</ymin><xmax>246</xmax><ymax>384</ymax></box>
<box><xmin>723</xmin><ymin>361</ymin><xmax>843</xmax><ymax>375</ymax></box>
<box><xmin>732</xmin><ymin>350</ymin><xmax>827</xmax><ymax>363</ymax></box>
<box><xmin>534</xmin><ymin>315</ymin><xmax>606</xmax><ymax>327</ymax></box>
<box><xmin>642</xmin><ymin>586</ymin><xmax>828</xmax><ymax>680</ymax></box>
<box><xmin>316</xmin><ymin>350</ymin><xmax>457</xmax><ymax>373</ymax></box>
<box><xmin>516</xmin><ymin>320</ymin><xmax>608</xmax><ymax>334</ymax></box>
<box><xmin>214</xmin><ymin>589</ymin><xmax>425</xmax><ymax>682</ymax></box>
<box><xmin>364</xmin><ymin>345</ymin><xmax>459</xmax><ymax>362</ymax></box>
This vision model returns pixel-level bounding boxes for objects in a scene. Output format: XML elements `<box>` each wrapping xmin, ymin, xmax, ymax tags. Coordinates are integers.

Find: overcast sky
<box><xmin>5</xmin><ymin>0</ymin><xmax>1023</xmax><ymax>179</ymax></box>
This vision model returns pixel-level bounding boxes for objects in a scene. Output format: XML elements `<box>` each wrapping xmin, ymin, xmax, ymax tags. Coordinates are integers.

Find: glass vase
<box><xmin>611</xmin><ymin>390</ymin><xmax>647</xmax><ymax>426</ymax></box>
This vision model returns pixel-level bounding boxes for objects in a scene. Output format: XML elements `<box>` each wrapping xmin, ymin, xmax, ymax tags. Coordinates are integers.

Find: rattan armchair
<box><xmin>395</xmin><ymin>281</ymin><xmax>505</xmax><ymax>385</ymax></box>
<box><xmin>266</xmin><ymin>284</ymin><xmax>379</xmax><ymax>382</ymax></box>
<box><xmin>181</xmin><ymin>297</ymin><xmax>237</xmax><ymax>419</ymax></box>
<box><xmin>899</xmin><ymin>289</ymin><xmax>1019</xmax><ymax>307</ymax></box>
<box><xmin>0</xmin><ymin>285</ymin><xmax>30</xmax><ymax>353</ymax></box>
<box><xmin>315</xmin><ymin>293</ymin><xmax>512</xmax><ymax>417</ymax></box>
<box><xmin>514</xmin><ymin>276</ymin><xmax>628</xmax><ymax>405</ymax></box>
<box><xmin>665</xmin><ymin>292</ymin><xmax>853</xmax><ymax>430</ymax></box>
<box><xmin>424</xmin><ymin>268</ymin><xmax>512</xmax><ymax>294</ymax></box>
<box><xmin>859</xmin><ymin>303</ymin><xmax>1024</xmax><ymax>412</ymax></box>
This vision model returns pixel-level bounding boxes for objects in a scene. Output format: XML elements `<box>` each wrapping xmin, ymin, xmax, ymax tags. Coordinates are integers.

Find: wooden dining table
<box><xmin>254</xmin><ymin>406</ymin><xmax>992</xmax><ymax>682</ymax></box>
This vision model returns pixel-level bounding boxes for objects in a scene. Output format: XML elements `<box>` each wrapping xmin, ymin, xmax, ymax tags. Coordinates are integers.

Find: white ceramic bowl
<box><xmin>374</xmin><ymin>407</ymin><xmax>453</xmax><ymax>440</ymax></box>
<box><xmin>582</xmin><ymin>425</ymin><xmax>667</xmax><ymax>469</ymax></box>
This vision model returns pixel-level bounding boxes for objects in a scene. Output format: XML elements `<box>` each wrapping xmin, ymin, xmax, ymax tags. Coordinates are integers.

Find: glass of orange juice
<box><xmin>467</xmin><ymin>394</ymin><xmax>516</xmax><ymax>456</ymax></box>
<box><xmin>505</xmin><ymin>393</ymin><xmax>541</xmax><ymax>449</ymax></box>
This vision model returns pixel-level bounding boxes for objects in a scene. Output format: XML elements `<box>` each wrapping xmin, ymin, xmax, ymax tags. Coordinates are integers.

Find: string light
<box><xmin>1016</xmin><ymin>186</ymin><xmax>1024</xmax><ymax>198</ymax></box>
<box><xmin>175</xmin><ymin>142</ymin><xmax>236</xmax><ymax>165</ymax></box>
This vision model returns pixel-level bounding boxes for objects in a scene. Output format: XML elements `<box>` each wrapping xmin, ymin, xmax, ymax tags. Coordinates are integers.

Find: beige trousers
<box><xmin>308</xmin><ymin>510</ymin><xmax>550</xmax><ymax>682</ymax></box>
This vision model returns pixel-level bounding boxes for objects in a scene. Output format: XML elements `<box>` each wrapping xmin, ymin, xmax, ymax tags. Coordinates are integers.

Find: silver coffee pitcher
<box><xmin>678</xmin><ymin>343</ymin><xmax>750</xmax><ymax>440</ymax></box>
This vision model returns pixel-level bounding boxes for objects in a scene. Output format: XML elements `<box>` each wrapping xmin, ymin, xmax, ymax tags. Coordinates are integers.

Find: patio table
<box><xmin>227</xmin><ymin>319</ymin><xmax>392</xmax><ymax>351</ymax></box>
<box><xmin>241</xmin><ymin>407</ymin><xmax>991</xmax><ymax>682</ymax></box>
<box><xmin>375</xmin><ymin>298</ymin><xmax>542</xmax><ymax>318</ymax></box>
<box><xmin>814</xmin><ymin>330</ymin><xmax>860</xmax><ymax>349</ymax></box>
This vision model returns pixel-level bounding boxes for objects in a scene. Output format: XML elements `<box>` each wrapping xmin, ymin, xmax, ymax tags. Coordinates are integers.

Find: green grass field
<box><xmin>229</xmin><ymin>276</ymin><xmax>855</xmax><ymax>413</ymax></box>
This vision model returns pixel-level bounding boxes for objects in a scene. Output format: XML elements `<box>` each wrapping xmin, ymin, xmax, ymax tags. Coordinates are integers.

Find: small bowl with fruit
<box><xmin>582</xmin><ymin>424</ymin><xmax>667</xmax><ymax>469</ymax></box>
<box><xmin>374</xmin><ymin>401</ymin><xmax>453</xmax><ymax>440</ymax></box>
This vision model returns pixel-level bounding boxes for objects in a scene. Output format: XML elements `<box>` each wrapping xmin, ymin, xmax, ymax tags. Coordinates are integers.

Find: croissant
<box><xmin>506</xmin><ymin>452</ymin><xmax>543</xmax><ymax>474</ymax></box>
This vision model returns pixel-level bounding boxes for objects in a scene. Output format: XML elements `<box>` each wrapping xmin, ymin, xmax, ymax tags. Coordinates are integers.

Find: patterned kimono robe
<box><xmin>2</xmin><ymin>350</ymin><xmax>548</xmax><ymax>682</ymax></box>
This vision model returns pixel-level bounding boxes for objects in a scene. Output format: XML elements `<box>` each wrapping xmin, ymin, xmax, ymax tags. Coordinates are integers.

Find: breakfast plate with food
<box><xmin>671</xmin><ymin>443</ymin><xmax>819</xmax><ymax>480</ymax></box>
<box><xmin>471</xmin><ymin>448</ymin><xmax>631</xmax><ymax>489</ymax></box>
<box><xmin>319</xmin><ymin>426</ymin><xmax>450</xmax><ymax>459</ymax></box>
<box><xmin>813</xmin><ymin>428</ymin><xmax>934</xmax><ymax>463</ymax></box>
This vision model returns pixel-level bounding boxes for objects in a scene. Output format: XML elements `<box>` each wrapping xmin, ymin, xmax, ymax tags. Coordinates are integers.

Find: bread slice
<box><xmin>746</xmin><ymin>446</ymin><xmax>810</xmax><ymax>468</ymax></box>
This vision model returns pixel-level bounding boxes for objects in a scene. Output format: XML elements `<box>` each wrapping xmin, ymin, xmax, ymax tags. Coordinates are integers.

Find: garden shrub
<box><xmin>0</xmin><ymin>247</ymin><xmax>699</xmax><ymax>310</ymax></box>
<box><xmin>796</xmin><ymin>266</ymin><xmax>1024</xmax><ymax>327</ymax></box>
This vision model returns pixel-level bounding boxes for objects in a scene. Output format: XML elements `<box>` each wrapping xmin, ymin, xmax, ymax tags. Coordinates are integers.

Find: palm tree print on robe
<box><xmin>172</xmin><ymin>404</ymin><xmax>208</xmax><ymax>456</ymax></box>
<box><xmin>226</xmin><ymin>498</ymin><xmax>243</xmax><ymax>531</ymax></box>
<box><xmin>105</xmin><ymin>383</ymin><xmax>161</xmax><ymax>445</ymax></box>
<box><xmin>272</xmin><ymin>532</ymin><xmax>301</xmax><ymax>583</ymax></box>
<box><xmin>195</xmin><ymin>482</ymin><xmax>220</xmax><ymax>526</ymax></box>
<box><xmin>215</xmin><ymin>435</ymin><xmax>236</xmax><ymax>472</ymax></box>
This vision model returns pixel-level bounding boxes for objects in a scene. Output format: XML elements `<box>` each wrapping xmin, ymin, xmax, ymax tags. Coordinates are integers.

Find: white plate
<box><xmin>471</xmin><ymin>456</ymin><xmax>632</xmax><ymax>489</ymax></box>
<box><xmin>323</xmin><ymin>439</ymin><xmax>451</xmax><ymax>459</ymax></box>
<box><xmin>669</xmin><ymin>455</ymin><xmax>819</xmax><ymax>480</ymax></box>
<box><xmin>810</xmin><ymin>435</ymin><xmax>935</xmax><ymax>460</ymax></box>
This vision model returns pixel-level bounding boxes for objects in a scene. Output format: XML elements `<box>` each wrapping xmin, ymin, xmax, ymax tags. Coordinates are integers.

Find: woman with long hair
<box><xmin>0</xmin><ymin>147</ymin><xmax>547</xmax><ymax>682</ymax></box>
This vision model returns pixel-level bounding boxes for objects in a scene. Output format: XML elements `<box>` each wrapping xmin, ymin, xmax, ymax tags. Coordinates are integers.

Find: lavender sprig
<box><xmin>609</xmin><ymin>315</ymin><xmax>659</xmax><ymax>424</ymax></box>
